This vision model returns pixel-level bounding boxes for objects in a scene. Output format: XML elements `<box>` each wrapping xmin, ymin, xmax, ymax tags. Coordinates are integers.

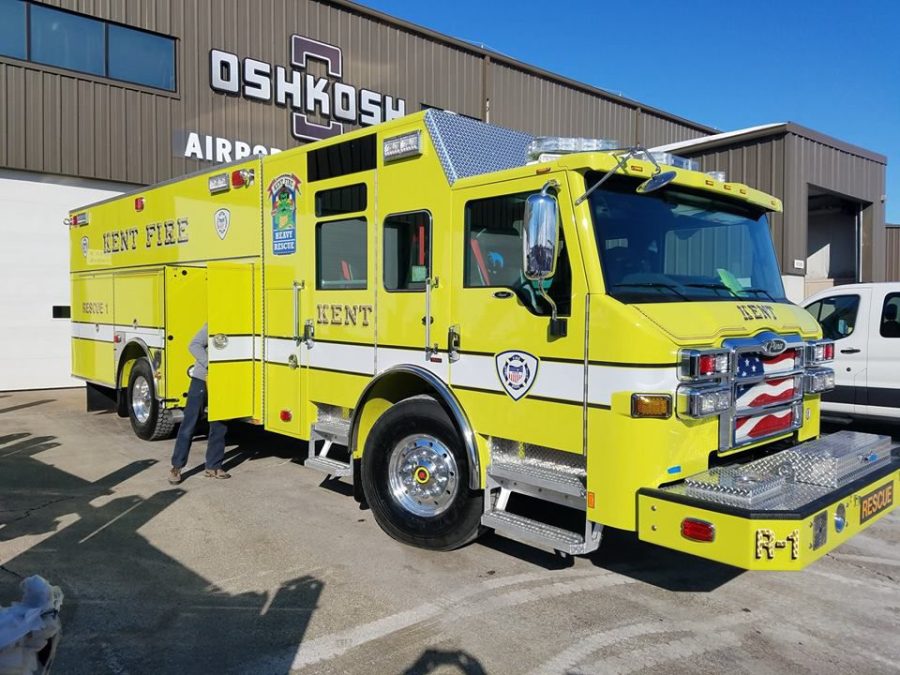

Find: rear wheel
<box><xmin>127</xmin><ymin>359</ymin><xmax>175</xmax><ymax>441</ymax></box>
<box><xmin>361</xmin><ymin>397</ymin><xmax>482</xmax><ymax>550</ymax></box>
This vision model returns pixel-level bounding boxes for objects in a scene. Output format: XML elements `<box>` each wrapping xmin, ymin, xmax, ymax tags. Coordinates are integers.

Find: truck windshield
<box><xmin>587</xmin><ymin>173</ymin><xmax>787</xmax><ymax>304</ymax></box>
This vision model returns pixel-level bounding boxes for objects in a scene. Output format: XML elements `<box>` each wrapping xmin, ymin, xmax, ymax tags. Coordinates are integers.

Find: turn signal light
<box><xmin>680</xmin><ymin>349</ymin><xmax>731</xmax><ymax>381</ymax></box>
<box><xmin>279</xmin><ymin>409</ymin><xmax>292</xmax><ymax>422</ymax></box>
<box><xmin>807</xmin><ymin>341</ymin><xmax>835</xmax><ymax>364</ymax></box>
<box><xmin>631</xmin><ymin>394</ymin><xmax>672</xmax><ymax>419</ymax></box>
<box><xmin>681</xmin><ymin>518</ymin><xmax>715</xmax><ymax>542</ymax></box>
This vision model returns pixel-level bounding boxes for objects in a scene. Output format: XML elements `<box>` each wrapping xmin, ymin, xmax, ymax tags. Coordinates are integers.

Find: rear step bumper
<box><xmin>638</xmin><ymin>454</ymin><xmax>898</xmax><ymax>571</ymax></box>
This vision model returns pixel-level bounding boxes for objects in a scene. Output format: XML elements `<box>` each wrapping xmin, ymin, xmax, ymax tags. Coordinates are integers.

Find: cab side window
<box><xmin>316</xmin><ymin>218</ymin><xmax>368</xmax><ymax>290</ymax></box>
<box><xmin>384</xmin><ymin>211</ymin><xmax>430</xmax><ymax>292</ymax></box>
<box><xmin>807</xmin><ymin>295</ymin><xmax>859</xmax><ymax>340</ymax></box>
<box><xmin>880</xmin><ymin>293</ymin><xmax>900</xmax><ymax>338</ymax></box>
<box><xmin>463</xmin><ymin>192</ymin><xmax>571</xmax><ymax>316</ymax></box>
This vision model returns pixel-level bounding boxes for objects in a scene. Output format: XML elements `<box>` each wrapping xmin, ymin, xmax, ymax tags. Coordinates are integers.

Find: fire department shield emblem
<box><xmin>495</xmin><ymin>350</ymin><xmax>539</xmax><ymax>401</ymax></box>
<box><xmin>80</xmin><ymin>236</ymin><xmax>89</xmax><ymax>257</ymax></box>
<box><xmin>214</xmin><ymin>208</ymin><xmax>231</xmax><ymax>240</ymax></box>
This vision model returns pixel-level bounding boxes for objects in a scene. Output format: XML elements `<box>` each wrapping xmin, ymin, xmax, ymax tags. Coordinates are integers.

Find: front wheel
<box><xmin>361</xmin><ymin>397</ymin><xmax>483</xmax><ymax>550</ymax></box>
<box><xmin>127</xmin><ymin>359</ymin><xmax>175</xmax><ymax>441</ymax></box>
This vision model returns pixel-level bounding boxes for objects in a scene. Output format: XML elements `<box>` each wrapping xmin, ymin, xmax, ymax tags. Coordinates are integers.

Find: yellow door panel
<box><xmin>71</xmin><ymin>274</ymin><xmax>114</xmax><ymax>383</ymax></box>
<box><xmin>450</xmin><ymin>173</ymin><xmax>588</xmax><ymax>455</ymax></box>
<box><xmin>164</xmin><ymin>266</ymin><xmax>207</xmax><ymax>405</ymax></box>
<box><xmin>113</xmin><ymin>270</ymin><xmax>164</xmax><ymax>329</ymax></box>
<box><xmin>71</xmin><ymin>338</ymin><xmax>115</xmax><ymax>385</ymax></box>
<box><xmin>207</xmin><ymin>262</ymin><xmax>257</xmax><ymax>421</ymax></box>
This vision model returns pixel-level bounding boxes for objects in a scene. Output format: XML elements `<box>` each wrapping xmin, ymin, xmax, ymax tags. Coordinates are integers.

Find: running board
<box><xmin>481</xmin><ymin>509</ymin><xmax>602</xmax><ymax>556</ymax></box>
<box><xmin>307</xmin><ymin>417</ymin><xmax>352</xmax><ymax>479</ymax></box>
<box><xmin>488</xmin><ymin>461</ymin><xmax>586</xmax><ymax>509</ymax></box>
<box><xmin>304</xmin><ymin>455</ymin><xmax>351</xmax><ymax>477</ymax></box>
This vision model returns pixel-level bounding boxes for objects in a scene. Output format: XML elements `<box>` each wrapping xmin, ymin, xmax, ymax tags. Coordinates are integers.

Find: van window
<box><xmin>316</xmin><ymin>218</ymin><xmax>367</xmax><ymax>290</ymax></box>
<box><xmin>880</xmin><ymin>293</ymin><xmax>900</xmax><ymax>338</ymax></box>
<box><xmin>807</xmin><ymin>295</ymin><xmax>859</xmax><ymax>340</ymax></box>
<box><xmin>463</xmin><ymin>192</ymin><xmax>571</xmax><ymax>316</ymax></box>
<box><xmin>384</xmin><ymin>211</ymin><xmax>430</xmax><ymax>292</ymax></box>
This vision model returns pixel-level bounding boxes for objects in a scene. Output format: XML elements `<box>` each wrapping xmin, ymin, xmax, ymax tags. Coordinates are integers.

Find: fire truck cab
<box><xmin>69</xmin><ymin>110</ymin><xmax>898</xmax><ymax>570</ymax></box>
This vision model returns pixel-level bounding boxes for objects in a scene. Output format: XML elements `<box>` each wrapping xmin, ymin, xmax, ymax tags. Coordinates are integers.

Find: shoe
<box><xmin>168</xmin><ymin>467</ymin><xmax>182</xmax><ymax>485</ymax></box>
<box><xmin>204</xmin><ymin>468</ymin><xmax>231</xmax><ymax>479</ymax></box>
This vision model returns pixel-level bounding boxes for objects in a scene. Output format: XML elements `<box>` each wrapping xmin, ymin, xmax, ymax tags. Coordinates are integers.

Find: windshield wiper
<box><xmin>683</xmin><ymin>282</ymin><xmax>736</xmax><ymax>297</ymax></box>
<box><xmin>610</xmin><ymin>282</ymin><xmax>689</xmax><ymax>301</ymax></box>
<box><xmin>738</xmin><ymin>287</ymin><xmax>777</xmax><ymax>302</ymax></box>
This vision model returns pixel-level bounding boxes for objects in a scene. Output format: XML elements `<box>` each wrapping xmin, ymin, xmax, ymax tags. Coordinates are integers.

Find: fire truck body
<box><xmin>69</xmin><ymin>110</ymin><xmax>898</xmax><ymax>569</ymax></box>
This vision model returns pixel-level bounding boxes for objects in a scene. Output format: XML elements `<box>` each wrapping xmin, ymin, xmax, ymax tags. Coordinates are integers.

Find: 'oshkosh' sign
<box><xmin>210</xmin><ymin>34</ymin><xmax>407</xmax><ymax>142</ymax></box>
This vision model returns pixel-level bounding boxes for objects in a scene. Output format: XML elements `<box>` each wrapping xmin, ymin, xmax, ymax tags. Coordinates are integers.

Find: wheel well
<box><xmin>349</xmin><ymin>366</ymin><xmax>483</xmax><ymax>491</ymax></box>
<box><xmin>117</xmin><ymin>341</ymin><xmax>153</xmax><ymax>392</ymax></box>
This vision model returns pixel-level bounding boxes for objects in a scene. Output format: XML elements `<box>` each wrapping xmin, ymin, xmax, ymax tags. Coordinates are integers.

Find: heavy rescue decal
<box><xmin>214</xmin><ymin>209</ymin><xmax>231</xmax><ymax>240</ymax></box>
<box><xmin>269</xmin><ymin>174</ymin><xmax>299</xmax><ymax>256</ymax></box>
<box><xmin>755</xmin><ymin>528</ymin><xmax>800</xmax><ymax>561</ymax></box>
<box><xmin>859</xmin><ymin>481</ymin><xmax>893</xmax><ymax>524</ymax></box>
<box><xmin>495</xmin><ymin>351</ymin><xmax>539</xmax><ymax>401</ymax></box>
<box><xmin>737</xmin><ymin>304</ymin><xmax>777</xmax><ymax>321</ymax></box>
<box><xmin>316</xmin><ymin>304</ymin><xmax>373</xmax><ymax>326</ymax></box>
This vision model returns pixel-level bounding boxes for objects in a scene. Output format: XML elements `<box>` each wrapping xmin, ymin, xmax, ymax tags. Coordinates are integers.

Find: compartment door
<box><xmin>164</xmin><ymin>266</ymin><xmax>207</xmax><ymax>405</ymax></box>
<box><xmin>207</xmin><ymin>261</ymin><xmax>257</xmax><ymax>421</ymax></box>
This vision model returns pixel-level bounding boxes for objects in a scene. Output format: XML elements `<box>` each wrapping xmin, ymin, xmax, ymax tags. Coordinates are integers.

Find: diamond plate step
<box><xmin>304</xmin><ymin>456</ymin><xmax>351</xmax><ymax>477</ymax></box>
<box><xmin>488</xmin><ymin>462</ymin><xmax>586</xmax><ymax>498</ymax></box>
<box><xmin>312</xmin><ymin>418</ymin><xmax>350</xmax><ymax>446</ymax></box>
<box><xmin>482</xmin><ymin>510</ymin><xmax>597</xmax><ymax>555</ymax></box>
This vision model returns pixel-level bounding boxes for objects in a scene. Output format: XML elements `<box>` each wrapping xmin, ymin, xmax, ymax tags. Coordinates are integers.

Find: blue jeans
<box><xmin>171</xmin><ymin>378</ymin><xmax>227</xmax><ymax>470</ymax></box>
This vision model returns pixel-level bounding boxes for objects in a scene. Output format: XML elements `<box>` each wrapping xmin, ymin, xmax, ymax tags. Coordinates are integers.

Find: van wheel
<box><xmin>361</xmin><ymin>397</ymin><xmax>482</xmax><ymax>550</ymax></box>
<box><xmin>127</xmin><ymin>359</ymin><xmax>175</xmax><ymax>441</ymax></box>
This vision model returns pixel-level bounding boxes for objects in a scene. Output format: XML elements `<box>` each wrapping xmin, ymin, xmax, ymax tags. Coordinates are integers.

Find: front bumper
<box><xmin>637</xmin><ymin>444</ymin><xmax>898</xmax><ymax>571</ymax></box>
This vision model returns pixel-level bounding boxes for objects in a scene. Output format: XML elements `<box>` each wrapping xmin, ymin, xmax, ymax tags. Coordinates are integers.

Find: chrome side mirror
<box><xmin>522</xmin><ymin>184</ymin><xmax>560</xmax><ymax>281</ymax></box>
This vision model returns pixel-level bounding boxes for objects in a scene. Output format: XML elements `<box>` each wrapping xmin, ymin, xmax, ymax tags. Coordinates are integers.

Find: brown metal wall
<box><xmin>886</xmin><ymin>227</ymin><xmax>900</xmax><ymax>281</ymax></box>
<box><xmin>0</xmin><ymin>0</ymin><xmax>710</xmax><ymax>187</ymax></box>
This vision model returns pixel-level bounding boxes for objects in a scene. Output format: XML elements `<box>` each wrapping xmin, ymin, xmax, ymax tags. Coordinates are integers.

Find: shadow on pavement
<box><xmin>403</xmin><ymin>648</ymin><xmax>487</xmax><ymax>674</ymax></box>
<box><xmin>0</xmin><ymin>399</ymin><xmax>56</xmax><ymax>415</ymax></box>
<box><xmin>0</xmin><ymin>430</ymin><xmax>322</xmax><ymax>674</ymax></box>
<box><xmin>587</xmin><ymin>528</ymin><xmax>741</xmax><ymax>592</ymax></box>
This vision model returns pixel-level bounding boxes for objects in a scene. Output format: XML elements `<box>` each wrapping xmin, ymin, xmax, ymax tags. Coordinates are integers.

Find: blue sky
<box><xmin>364</xmin><ymin>1</ymin><xmax>899</xmax><ymax>222</ymax></box>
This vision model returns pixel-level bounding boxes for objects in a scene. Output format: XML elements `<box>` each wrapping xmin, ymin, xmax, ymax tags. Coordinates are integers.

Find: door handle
<box><xmin>840</xmin><ymin>348</ymin><xmax>861</xmax><ymax>354</ymax></box>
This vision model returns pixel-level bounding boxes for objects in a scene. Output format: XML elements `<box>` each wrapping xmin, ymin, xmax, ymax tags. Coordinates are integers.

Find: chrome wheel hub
<box><xmin>131</xmin><ymin>375</ymin><xmax>152</xmax><ymax>424</ymax></box>
<box><xmin>388</xmin><ymin>434</ymin><xmax>459</xmax><ymax>517</ymax></box>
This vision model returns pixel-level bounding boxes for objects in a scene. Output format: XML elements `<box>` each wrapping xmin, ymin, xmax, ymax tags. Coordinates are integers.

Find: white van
<box><xmin>803</xmin><ymin>282</ymin><xmax>900</xmax><ymax>421</ymax></box>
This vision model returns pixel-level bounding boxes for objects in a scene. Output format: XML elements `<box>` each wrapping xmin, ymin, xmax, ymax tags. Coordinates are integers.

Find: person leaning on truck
<box><xmin>168</xmin><ymin>323</ymin><xmax>230</xmax><ymax>484</ymax></box>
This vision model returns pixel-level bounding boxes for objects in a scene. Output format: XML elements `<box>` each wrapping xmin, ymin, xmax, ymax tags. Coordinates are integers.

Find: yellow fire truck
<box><xmin>69</xmin><ymin>110</ymin><xmax>898</xmax><ymax>569</ymax></box>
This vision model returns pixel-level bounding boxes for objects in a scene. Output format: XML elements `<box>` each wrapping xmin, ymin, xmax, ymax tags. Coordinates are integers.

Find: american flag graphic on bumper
<box><xmin>734</xmin><ymin>349</ymin><xmax>800</xmax><ymax>444</ymax></box>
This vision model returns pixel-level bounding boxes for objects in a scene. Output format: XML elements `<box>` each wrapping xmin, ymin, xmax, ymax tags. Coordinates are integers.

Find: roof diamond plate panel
<box><xmin>424</xmin><ymin>109</ymin><xmax>532</xmax><ymax>185</ymax></box>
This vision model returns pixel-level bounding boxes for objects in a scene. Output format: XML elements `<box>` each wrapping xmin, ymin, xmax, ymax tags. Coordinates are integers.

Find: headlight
<box><xmin>678</xmin><ymin>385</ymin><xmax>731</xmax><ymax>418</ymax></box>
<box><xmin>805</xmin><ymin>368</ymin><xmax>835</xmax><ymax>393</ymax></box>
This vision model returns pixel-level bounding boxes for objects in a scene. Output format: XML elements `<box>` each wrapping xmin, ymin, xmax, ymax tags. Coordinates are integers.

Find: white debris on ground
<box><xmin>0</xmin><ymin>576</ymin><xmax>63</xmax><ymax>675</ymax></box>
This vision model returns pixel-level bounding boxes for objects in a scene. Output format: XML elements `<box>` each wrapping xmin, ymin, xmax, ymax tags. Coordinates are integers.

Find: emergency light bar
<box><xmin>526</xmin><ymin>136</ymin><xmax>618</xmax><ymax>161</ymax></box>
<box><xmin>648</xmin><ymin>151</ymin><xmax>699</xmax><ymax>172</ymax></box>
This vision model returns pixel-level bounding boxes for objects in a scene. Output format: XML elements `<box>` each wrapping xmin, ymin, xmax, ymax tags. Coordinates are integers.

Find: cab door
<box><xmin>805</xmin><ymin>288</ymin><xmax>870</xmax><ymax>415</ymax></box>
<box><xmin>449</xmin><ymin>173</ymin><xmax>587</xmax><ymax>454</ymax></box>
<box><xmin>862</xmin><ymin>289</ymin><xmax>900</xmax><ymax>417</ymax></box>
<box><xmin>207</xmin><ymin>261</ymin><xmax>258</xmax><ymax>421</ymax></box>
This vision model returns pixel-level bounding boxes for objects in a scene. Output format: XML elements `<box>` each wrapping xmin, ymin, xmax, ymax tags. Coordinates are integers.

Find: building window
<box><xmin>0</xmin><ymin>0</ymin><xmax>27</xmax><ymax>60</ymax></box>
<box><xmin>1</xmin><ymin>2</ymin><xmax>176</xmax><ymax>92</ymax></box>
<box><xmin>384</xmin><ymin>211</ymin><xmax>431</xmax><ymax>292</ymax></box>
<box><xmin>108</xmin><ymin>24</ymin><xmax>176</xmax><ymax>91</ymax></box>
<box><xmin>316</xmin><ymin>218</ymin><xmax>368</xmax><ymax>290</ymax></box>
<box><xmin>30</xmin><ymin>4</ymin><xmax>105</xmax><ymax>76</ymax></box>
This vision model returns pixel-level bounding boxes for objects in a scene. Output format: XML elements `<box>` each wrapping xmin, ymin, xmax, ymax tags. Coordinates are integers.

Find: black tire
<box><xmin>361</xmin><ymin>396</ymin><xmax>483</xmax><ymax>550</ymax></box>
<box><xmin>127</xmin><ymin>359</ymin><xmax>175</xmax><ymax>441</ymax></box>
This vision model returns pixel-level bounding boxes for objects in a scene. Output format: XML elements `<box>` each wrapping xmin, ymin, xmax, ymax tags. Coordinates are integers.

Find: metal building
<box><xmin>0</xmin><ymin>0</ymin><xmax>891</xmax><ymax>389</ymax></box>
